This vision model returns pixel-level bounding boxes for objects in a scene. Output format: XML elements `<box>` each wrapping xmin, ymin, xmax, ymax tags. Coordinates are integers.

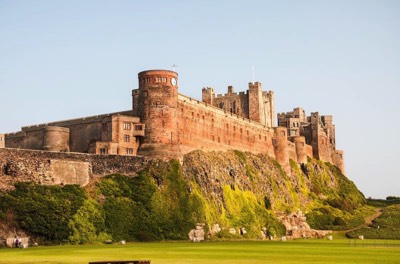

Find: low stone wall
<box><xmin>0</xmin><ymin>148</ymin><xmax>150</xmax><ymax>191</ymax></box>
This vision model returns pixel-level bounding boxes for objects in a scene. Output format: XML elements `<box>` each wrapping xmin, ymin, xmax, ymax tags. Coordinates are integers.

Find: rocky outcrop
<box><xmin>188</xmin><ymin>223</ymin><xmax>205</xmax><ymax>242</ymax></box>
<box><xmin>278</xmin><ymin>210</ymin><xmax>331</xmax><ymax>239</ymax></box>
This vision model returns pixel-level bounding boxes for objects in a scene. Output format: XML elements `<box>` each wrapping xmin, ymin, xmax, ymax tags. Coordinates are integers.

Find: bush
<box><xmin>4</xmin><ymin>183</ymin><xmax>86</xmax><ymax>242</ymax></box>
<box><xmin>68</xmin><ymin>199</ymin><xmax>110</xmax><ymax>244</ymax></box>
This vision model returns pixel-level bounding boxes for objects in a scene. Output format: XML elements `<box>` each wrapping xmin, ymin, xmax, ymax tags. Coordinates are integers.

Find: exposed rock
<box><xmin>228</xmin><ymin>228</ymin><xmax>237</xmax><ymax>235</ymax></box>
<box><xmin>188</xmin><ymin>223</ymin><xmax>205</xmax><ymax>242</ymax></box>
<box><xmin>278</xmin><ymin>209</ymin><xmax>331</xmax><ymax>239</ymax></box>
<box><xmin>209</xmin><ymin>224</ymin><xmax>221</xmax><ymax>236</ymax></box>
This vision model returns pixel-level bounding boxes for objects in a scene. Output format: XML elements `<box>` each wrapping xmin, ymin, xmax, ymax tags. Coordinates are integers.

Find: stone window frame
<box><xmin>134</xmin><ymin>125</ymin><xmax>143</xmax><ymax>131</ymax></box>
<box><xmin>100</xmin><ymin>148</ymin><xmax>108</xmax><ymax>155</ymax></box>
<box><xmin>126</xmin><ymin>148</ymin><xmax>133</xmax><ymax>155</ymax></box>
<box><xmin>124</xmin><ymin>135</ymin><xmax>130</xmax><ymax>142</ymax></box>
<box><xmin>123</xmin><ymin>122</ymin><xmax>131</xmax><ymax>130</ymax></box>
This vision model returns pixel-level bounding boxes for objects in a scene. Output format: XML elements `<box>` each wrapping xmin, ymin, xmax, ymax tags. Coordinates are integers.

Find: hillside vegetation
<box><xmin>0</xmin><ymin>150</ymin><xmax>371</xmax><ymax>244</ymax></box>
<box><xmin>347</xmin><ymin>204</ymin><xmax>400</xmax><ymax>239</ymax></box>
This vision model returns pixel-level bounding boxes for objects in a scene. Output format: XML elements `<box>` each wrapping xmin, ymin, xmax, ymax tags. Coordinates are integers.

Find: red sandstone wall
<box><xmin>176</xmin><ymin>94</ymin><xmax>276</xmax><ymax>158</ymax></box>
<box><xmin>305</xmin><ymin>144</ymin><xmax>313</xmax><ymax>158</ymax></box>
<box><xmin>288</xmin><ymin>141</ymin><xmax>297</xmax><ymax>162</ymax></box>
<box><xmin>316</xmin><ymin>129</ymin><xmax>333</xmax><ymax>164</ymax></box>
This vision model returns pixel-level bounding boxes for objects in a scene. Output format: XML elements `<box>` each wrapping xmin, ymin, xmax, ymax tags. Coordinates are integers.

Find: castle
<box><xmin>0</xmin><ymin>69</ymin><xmax>344</xmax><ymax>175</ymax></box>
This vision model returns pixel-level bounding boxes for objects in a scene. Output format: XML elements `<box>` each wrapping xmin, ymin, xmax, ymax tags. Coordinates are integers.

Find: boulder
<box><xmin>188</xmin><ymin>223</ymin><xmax>205</xmax><ymax>242</ymax></box>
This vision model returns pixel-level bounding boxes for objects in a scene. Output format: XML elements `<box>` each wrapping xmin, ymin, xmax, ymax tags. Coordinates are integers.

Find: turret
<box><xmin>202</xmin><ymin>87</ymin><xmax>215</xmax><ymax>105</ymax></box>
<box><xmin>136</xmin><ymin>70</ymin><xmax>179</xmax><ymax>159</ymax></box>
<box><xmin>43</xmin><ymin>126</ymin><xmax>70</xmax><ymax>152</ymax></box>
<box><xmin>294</xmin><ymin>136</ymin><xmax>307</xmax><ymax>164</ymax></box>
<box><xmin>273</xmin><ymin>127</ymin><xmax>290</xmax><ymax>175</ymax></box>
<box><xmin>248</xmin><ymin>82</ymin><xmax>262</xmax><ymax>123</ymax></box>
<box><xmin>334</xmin><ymin>150</ymin><xmax>345</xmax><ymax>174</ymax></box>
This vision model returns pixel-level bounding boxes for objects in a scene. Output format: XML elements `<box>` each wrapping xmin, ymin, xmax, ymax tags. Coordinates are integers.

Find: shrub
<box><xmin>4</xmin><ymin>183</ymin><xmax>86</xmax><ymax>242</ymax></box>
<box><xmin>68</xmin><ymin>199</ymin><xmax>110</xmax><ymax>244</ymax></box>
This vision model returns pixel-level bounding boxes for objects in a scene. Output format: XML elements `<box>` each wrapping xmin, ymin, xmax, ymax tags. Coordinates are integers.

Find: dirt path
<box><xmin>337</xmin><ymin>207</ymin><xmax>383</xmax><ymax>234</ymax></box>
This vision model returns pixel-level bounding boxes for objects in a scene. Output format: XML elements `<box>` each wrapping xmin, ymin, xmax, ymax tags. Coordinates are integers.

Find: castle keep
<box><xmin>1</xmin><ymin>69</ymin><xmax>345</xmax><ymax>174</ymax></box>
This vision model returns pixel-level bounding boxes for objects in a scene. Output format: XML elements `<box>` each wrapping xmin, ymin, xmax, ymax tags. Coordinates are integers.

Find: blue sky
<box><xmin>1</xmin><ymin>0</ymin><xmax>399</xmax><ymax>198</ymax></box>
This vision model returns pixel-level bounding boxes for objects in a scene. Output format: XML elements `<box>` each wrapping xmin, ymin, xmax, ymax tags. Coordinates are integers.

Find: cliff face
<box><xmin>180</xmin><ymin>150</ymin><xmax>367</xmax><ymax>236</ymax></box>
<box><xmin>182</xmin><ymin>150</ymin><xmax>362</xmax><ymax>213</ymax></box>
<box><xmin>0</xmin><ymin>150</ymin><xmax>368</xmax><ymax>243</ymax></box>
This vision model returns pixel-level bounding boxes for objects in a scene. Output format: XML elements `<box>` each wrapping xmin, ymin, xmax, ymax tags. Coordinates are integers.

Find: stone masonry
<box><xmin>3</xmin><ymin>69</ymin><xmax>345</xmax><ymax>176</ymax></box>
<box><xmin>0</xmin><ymin>148</ymin><xmax>149</xmax><ymax>191</ymax></box>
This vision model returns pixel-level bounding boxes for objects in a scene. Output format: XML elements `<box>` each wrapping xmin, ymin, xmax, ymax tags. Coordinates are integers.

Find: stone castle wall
<box><xmin>0</xmin><ymin>148</ymin><xmax>149</xmax><ymax>191</ymax></box>
<box><xmin>5</xmin><ymin>112</ymin><xmax>144</xmax><ymax>156</ymax></box>
<box><xmin>2</xmin><ymin>69</ymin><xmax>345</xmax><ymax>177</ymax></box>
<box><xmin>176</xmin><ymin>94</ymin><xmax>276</xmax><ymax>157</ymax></box>
<box><xmin>132</xmin><ymin>69</ymin><xmax>342</xmax><ymax>175</ymax></box>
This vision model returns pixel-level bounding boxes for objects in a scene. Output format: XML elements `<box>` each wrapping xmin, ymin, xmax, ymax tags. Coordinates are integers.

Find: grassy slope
<box><xmin>346</xmin><ymin>204</ymin><xmax>400</xmax><ymax>239</ymax></box>
<box><xmin>0</xmin><ymin>239</ymin><xmax>399</xmax><ymax>264</ymax></box>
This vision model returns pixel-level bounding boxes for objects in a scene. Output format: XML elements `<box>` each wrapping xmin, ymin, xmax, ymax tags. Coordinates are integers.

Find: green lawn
<box><xmin>1</xmin><ymin>238</ymin><xmax>399</xmax><ymax>264</ymax></box>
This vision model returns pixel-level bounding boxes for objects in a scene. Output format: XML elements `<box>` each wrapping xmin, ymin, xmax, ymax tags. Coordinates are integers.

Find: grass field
<box><xmin>1</xmin><ymin>236</ymin><xmax>400</xmax><ymax>264</ymax></box>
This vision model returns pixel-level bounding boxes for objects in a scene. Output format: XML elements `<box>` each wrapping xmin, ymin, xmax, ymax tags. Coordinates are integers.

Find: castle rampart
<box><xmin>0</xmin><ymin>148</ymin><xmax>149</xmax><ymax>190</ymax></box>
<box><xmin>176</xmin><ymin>93</ymin><xmax>276</xmax><ymax>158</ymax></box>
<box><xmin>2</xmin><ymin>69</ymin><xmax>345</xmax><ymax>175</ymax></box>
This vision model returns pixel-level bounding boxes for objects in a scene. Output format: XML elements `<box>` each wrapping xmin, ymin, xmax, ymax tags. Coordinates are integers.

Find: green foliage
<box><xmin>367</xmin><ymin>197</ymin><xmax>400</xmax><ymax>207</ymax></box>
<box><xmin>222</xmin><ymin>185</ymin><xmax>285</xmax><ymax>237</ymax></box>
<box><xmin>347</xmin><ymin>205</ymin><xmax>400</xmax><ymax>239</ymax></box>
<box><xmin>306</xmin><ymin>206</ymin><xmax>365</xmax><ymax>230</ymax></box>
<box><xmin>386</xmin><ymin>196</ymin><xmax>400</xmax><ymax>201</ymax></box>
<box><xmin>96</xmin><ymin>160</ymin><xmax>194</xmax><ymax>241</ymax></box>
<box><xmin>149</xmin><ymin>160</ymin><xmax>194</xmax><ymax>240</ymax></box>
<box><xmin>96</xmin><ymin>172</ymin><xmax>156</xmax><ymax>209</ymax></box>
<box><xmin>2</xmin><ymin>182</ymin><xmax>86</xmax><ymax>242</ymax></box>
<box><xmin>263</xmin><ymin>196</ymin><xmax>271</xmax><ymax>210</ymax></box>
<box><xmin>68</xmin><ymin>199</ymin><xmax>110</xmax><ymax>244</ymax></box>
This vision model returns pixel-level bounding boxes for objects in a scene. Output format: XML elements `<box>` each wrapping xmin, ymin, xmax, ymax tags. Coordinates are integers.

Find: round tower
<box><xmin>294</xmin><ymin>136</ymin><xmax>307</xmax><ymax>164</ymax></box>
<box><xmin>334</xmin><ymin>150</ymin><xmax>345</xmax><ymax>175</ymax></box>
<box><xmin>273</xmin><ymin>127</ymin><xmax>290</xmax><ymax>175</ymax></box>
<box><xmin>136</xmin><ymin>70</ymin><xmax>179</xmax><ymax>159</ymax></box>
<box><xmin>43</xmin><ymin>126</ymin><xmax>70</xmax><ymax>152</ymax></box>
